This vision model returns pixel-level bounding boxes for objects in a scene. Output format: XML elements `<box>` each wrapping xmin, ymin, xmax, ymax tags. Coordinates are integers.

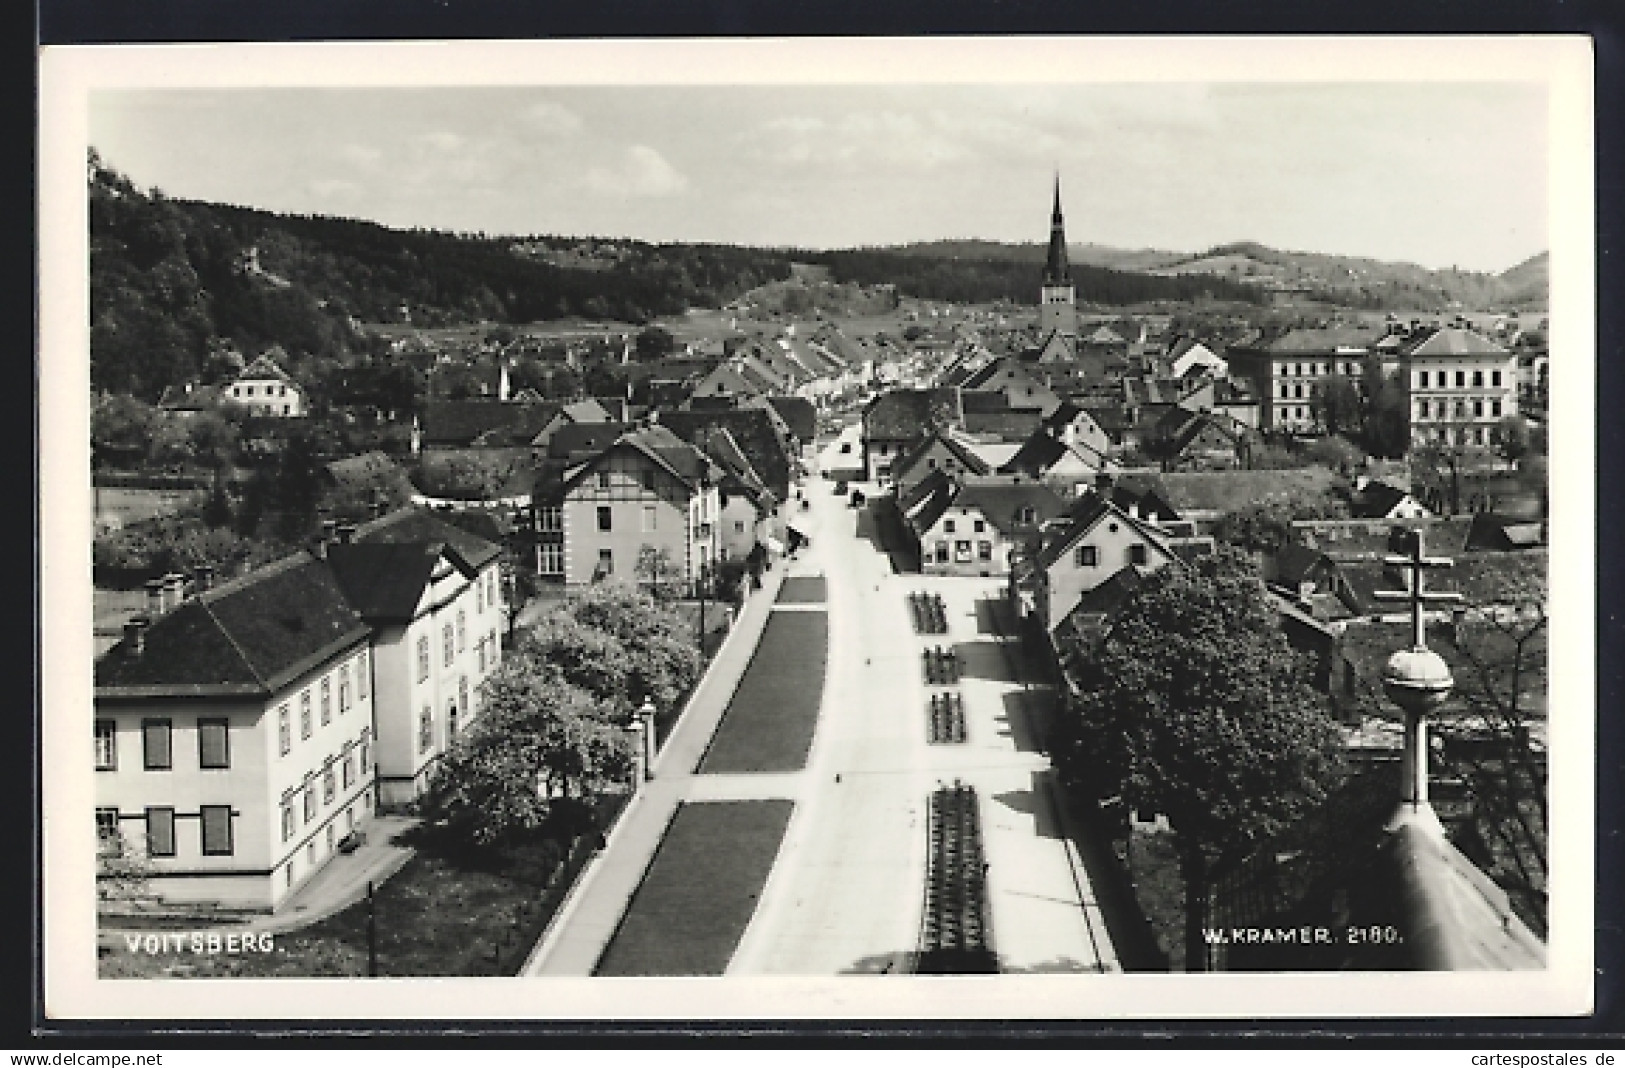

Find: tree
<box><xmin>1359</xmin><ymin>366</ymin><xmax>1411</xmax><ymax>459</ymax></box>
<box><xmin>411</xmin><ymin>452</ymin><xmax>522</xmax><ymax>501</ymax></box>
<box><xmin>1310</xmin><ymin>375</ymin><xmax>1363</xmax><ymax>438</ymax></box>
<box><xmin>1491</xmin><ymin>414</ymin><xmax>1532</xmax><ymax>465</ymax></box>
<box><xmin>634</xmin><ymin>325</ymin><xmax>677</xmax><ymax>362</ymax></box>
<box><xmin>91</xmin><ymin>394</ymin><xmax>158</xmax><ymax>469</ymax></box>
<box><xmin>634</xmin><ymin>545</ymin><xmax>685</xmax><ymax>602</ymax></box>
<box><xmin>1213</xmin><ymin>489</ymin><xmax>1346</xmax><ymax>555</ymax></box>
<box><xmin>562</xmin><ymin>582</ymin><xmax>701</xmax><ymax>712</ymax></box>
<box><xmin>97</xmin><ymin>833</ymin><xmax>153</xmax><ymax>905</ymax></box>
<box><xmin>1058</xmin><ymin>550</ymin><xmax>1347</xmax><ymax>970</ymax></box>
<box><xmin>419</xmin><ymin>664</ymin><xmax>632</xmax><ymax>849</ymax></box>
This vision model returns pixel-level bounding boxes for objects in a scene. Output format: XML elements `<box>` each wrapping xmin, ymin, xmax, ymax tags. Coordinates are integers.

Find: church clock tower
<box><xmin>1038</xmin><ymin>175</ymin><xmax>1078</xmax><ymax>338</ymax></box>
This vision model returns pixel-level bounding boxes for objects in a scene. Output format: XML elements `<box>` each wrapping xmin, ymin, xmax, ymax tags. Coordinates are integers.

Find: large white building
<box><xmin>94</xmin><ymin>509</ymin><xmax>506</xmax><ymax>908</ymax></box>
<box><xmin>226</xmin><ymin>354</ymin><xmax>306</xmax><ymax>417</ymax></box>
<box><xmin>1397</xmin><ymin>326</ymin><xmax>1520</xmax><ymax>449</ymax></box>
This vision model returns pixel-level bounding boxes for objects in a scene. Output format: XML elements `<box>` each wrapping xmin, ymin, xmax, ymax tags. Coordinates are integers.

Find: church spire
<box><xmin>1044</xmin><ymin>173</ymin><xmax>1070</xmax><ymax>285</ymax></box>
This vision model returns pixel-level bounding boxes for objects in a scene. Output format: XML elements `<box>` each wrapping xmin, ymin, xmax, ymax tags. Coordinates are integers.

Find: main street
<box><xmin>526</xmin><ymin>465</ymin><xmax>1117</xmax><ymax>975</ymax></box>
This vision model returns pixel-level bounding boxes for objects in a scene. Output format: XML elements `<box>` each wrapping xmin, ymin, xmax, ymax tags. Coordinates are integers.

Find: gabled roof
<box><xmin>236</xmin><ymin>354</ymin><xmax>298</xmax><ymax>385</ymax></box>
<box><xmin>97</xmin><ymin>552</ymin><xmax>368</xmax><ymax>698</ymax></box>
<box><xmin>890</xmin><ymin>429</ymin><xmax>993</xmax><ymax>486</ymax></box>
<box><xmin>764</xmin><ymin>395</ymin><xmax>817</xmax><ymax>443</ymax></box>
<box><xmin>863</xmin><ymin>388</ymin><xmax>961</xmax><ymax>439</ymax></box>
<box><xmin>963</xmin><ymin>410</ymin><xmax>1045</xmax><ymax>440</ymax></box>
<box><xmin>547</xmin><ymin>421</ymin><xmax>632</xmax><ymax>462</ymax></box>
<box><xmin>1157</xmin><ymin>467</ymin><xmax>1342</xmax><ymax>515</ymax></box>
<box><xmin>618</xmin><ymin>424</ymin><xmax>719</xmax><ymax>490</ymax></box>
<box><xmin>1350</xmin><ymin>480</ymin><xmax>1415</xmax><ymax>520</ymax></box>
<box><xmin>326</xmin><ymin>541</ymin><xmax>443</xmax><ymax>624</ymax></box>
<box><xmin>1110</xmin><ymin>476</ymin><xmax>1183</xmax><ymax>523</ymax></box>
<box><xmin>694</xmin><ymin>426</ymin><xmax>776</xmax><ymax>510</ymax></box>
<box><xmin>423</xmin><ymin>399</ymin><xmax>558</xmax><ymax>448</ymax></box>
<box><xmin>158</xmin><ymin>384</ymin><xmax>224</xmax><ymax>411</ymax></box>
<box><xmin>1271</xmin><ymin>542</ymin><xmax>1334</xmax><ymax>586</ymax></box>
<box><xmin>1060</xmin><ymin>564</ymin><xmax>1145</xmax><ymax>623</ymax></box>
<box><xmin>1254</xmin><ymin>326</ymin><xmax>1379</xmax><ymax>355</ymax></box>
<box><xmin>907</xmin><ymin>473</ymin><xmax>962</xmax><ymax>535</ymax></box>
<box><xmin>999</xmin><ymin>431</ymin><xmax>1067</xmax><ymax>477</ymax></box>
<box><xmin>322</xmin><ymin>451</ymin><xmax>415</xmax><ymax>496</ymax></box>
<box><xmin>657</xmin><ymin>408</ymin><xmax>794</xmax><ymax>500</ymax></box>
<box><xmin>947</xmin><ymin>476</ymin><xmax>1068</xmax><ymax>534</ymax></box>
<box><xmin>351</xmin><ymin>506</ymin><xmax>504</xmax><ymax>572</ymax></box>
<box><xmin>1083</xmin><ymin>323</ymin><xmax>1126</xmax><ymax>346</ymax></box>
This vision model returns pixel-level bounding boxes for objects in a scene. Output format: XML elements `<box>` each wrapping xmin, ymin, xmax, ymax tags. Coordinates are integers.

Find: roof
<box><xmin>1110</xmin><ymin>476</ymin><xmax>1183</xmax><ymax>522</ymax></box>
<box><xmin>323</xmin><ymin>451</ymin><xmax>410</xmax><ymax>490</ymax></box>
<box><xmin>764</xmin><ymin>395</ymin><xmax>817</xmax><ymax>443</ymax></box>
<box><xmin>1464</xmin><ymin>513</ymin><xmax>1547</xmax><ymax>552</ymax></box>
<box><xmin>1271</xmin><ymin>542</ymin><xmax>1334</xmax><ymax>586</ymax></box>
<box><xmin>1350</xmin><ymin>480</ymin><xmax>1415</xmax><ymax>520</ymax></box>
<box><xmin>657</xmin><ymin>408</ymin><xmax>794</xmax><ymax>500</ymax></box>
<box><xmin>547</xmin><ymin>421</ymin><xmax>631</xmax><ymax>462</ymax></box>
<box><xmin>325</xmin><ymin>541</ymin><xmax>443</xmax><ymax>624</ymax></box>
<box><xmin>422</xmin><ymin>399</ymin><xmax>558</xmax><ymax>448</ymax></box>
<box><xmin>1254</xmin><ymin>326</ymin><xmax>1380</xmax><ymax>355</ymax></box>
<box><xmin>351</xmin><ymin>506</ymin><xmax>504</xmax><ymax>571</ymax></box>
<box><xmin>999</xmin><ymin>432</ymin><xmax>1068</xmax><ymax>477</ymax></box>
<box><xmin>1399</xmin><ymin>326</ymin><xmax>1511</xmax><ymax>359</ymax></box>
<box><xmin>693</xmin><ymin>426</ymin><xmax>776</xmax><ymax>510</ymax></box>
<box><xmin>863</xmin><ymin>388</ymin><xmax>962</xmax><ymax>440</ymax></box>
<box><xmin>157</xmin><ymin>384</ymin><xmax>224</xmax><ymax>411</ymax></box>
<box><xmin>236</xmin><ymin>354</ymin><xmax>298</xmax><ymax>385</ymax></box>
<box><xmin>97</xmin><ymin>552</ymin><xmax>368</xmax><ymax>698</ymax></box>
<box><xmin>891</xmin><ymin>429</ymin><xmax>992</xmax><ymax>486</ymax></box>
<box><xmin>617</xmin><ymin>424</ymin><xmax>719</xmax><ymax>490</ymax></box>
<box><xmin>907</xmin><ymin>474</ymin><xmax>962</xmax><ymax>534</ymax></box>
<box><xmin>947</xmin><ymin>476</ymin><xmax>1068</xmax><ymax>534</ymax></box>
<box><xmin>1061</xmin><ymin>564</ymin><xmax>1145</xmax><ymax>623</ymax></box>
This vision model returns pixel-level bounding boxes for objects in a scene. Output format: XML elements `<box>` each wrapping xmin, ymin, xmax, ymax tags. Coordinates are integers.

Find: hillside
<box><xmin>889</xmin><ymin>238</ymin><xmax>1547</xmax><ymax>312</ymax></box>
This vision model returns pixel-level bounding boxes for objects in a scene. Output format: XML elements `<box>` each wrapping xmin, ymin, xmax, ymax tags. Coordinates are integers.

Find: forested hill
<box><xmin>809</xmin><ymin>248</ymin><xmax>1267</xmax><ymax>307</ymax></box>
<box><xmin>88</xmin><ymin>153</ymin><xmax>797</xmax><ymax>399</ymax></box>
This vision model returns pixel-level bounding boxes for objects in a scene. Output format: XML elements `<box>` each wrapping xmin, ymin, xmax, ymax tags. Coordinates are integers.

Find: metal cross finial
<box><xmin>1372</xmin><ymin>526</ymin><xmax>1464</xmax><ymax>648</ymax></box>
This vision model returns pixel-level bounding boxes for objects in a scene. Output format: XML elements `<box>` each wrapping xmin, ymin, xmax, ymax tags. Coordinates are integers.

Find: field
<box><xmin>698</xmin><ymin>610</ymin><xmax>829</xmax><ymax>774</ymax></box>
<box><xmin>593</xmin><ymin>800</ymin><xmax>794</xmax><ymax>976</ymax></box>
<box><xmin>94</xmin><ymin>486</ymin><xmax>201</xmax><ymax>530</ymax></box>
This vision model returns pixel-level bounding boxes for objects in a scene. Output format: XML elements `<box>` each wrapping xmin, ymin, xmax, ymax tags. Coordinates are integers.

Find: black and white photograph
<box><xmin>38</xmin><ymin>36</ymin><xmax>1595</xmax><ymax>1021</ymax></box>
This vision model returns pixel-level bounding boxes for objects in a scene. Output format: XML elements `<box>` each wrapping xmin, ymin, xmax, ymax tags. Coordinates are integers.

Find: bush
<box><xmin>93</xmin><ymin>515</ymin><xmax>289</xmax><ymax>583</ymax></box>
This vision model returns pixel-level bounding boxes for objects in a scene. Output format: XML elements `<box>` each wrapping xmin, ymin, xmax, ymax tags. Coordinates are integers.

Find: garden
<box><xmin>698</xmin><ymin>610</ymin><xmax>829</xmax><ymax>774</ymax></box>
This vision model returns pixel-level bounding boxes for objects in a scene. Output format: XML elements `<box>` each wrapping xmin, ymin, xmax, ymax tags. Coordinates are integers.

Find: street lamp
<box><xmin>639</xmin><ymin>698</ymin><xmax>657</xmax><ymax>781</ymax></box>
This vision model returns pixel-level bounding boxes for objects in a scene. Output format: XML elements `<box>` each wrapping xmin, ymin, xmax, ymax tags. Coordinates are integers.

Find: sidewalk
<box><xmin>521</xmin><ymin>563</ymin><xmax>791</xmax><ymax>975</ymax></box>
<box><xmin>98</xmin><ymin>814</ymin><xmax>419</xmax><ymax>946</ymax></box>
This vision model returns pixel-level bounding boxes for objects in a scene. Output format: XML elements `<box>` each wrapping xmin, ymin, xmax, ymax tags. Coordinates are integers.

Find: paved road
<box><xmin>525</xmin><ymin>471</ymin><xmax>1117</xmax><ymax>975</ymax></box>
<box><xmin>731</xmin><ymin>473</ymin><xmax>1118</xmax><ymax>975</ymax></box>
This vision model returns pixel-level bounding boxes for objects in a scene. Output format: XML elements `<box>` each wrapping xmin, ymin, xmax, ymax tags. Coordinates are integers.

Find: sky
<box><xmin>88</xmin><ymin>81</ymin><xmax>1549</xmax><ymax>273</ymax></box>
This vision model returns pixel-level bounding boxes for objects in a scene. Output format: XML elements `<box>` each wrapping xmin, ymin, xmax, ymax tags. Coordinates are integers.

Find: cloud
<box><xmin>412</xmin><ymin>131</ymin><xmax>465</xmax><ymax>154</ymax></box>
<box><xmin>521</xmin><ymin>100</ymin><xmax>583</xmax><ymax>137</ymax></box>
<box><xmin>308</xmin><ymin>177</ymin><xmax>362</xmax><ymax>199</ymax></box>
<box><xmin>338</xmin><ymin>143</ymin><xmax>383</xmax><ymax>170</ymax></box>
<box><xmin>584</xmin><ymin>145</ymin><xmax>689</xmax><ymax>198</ymax></box>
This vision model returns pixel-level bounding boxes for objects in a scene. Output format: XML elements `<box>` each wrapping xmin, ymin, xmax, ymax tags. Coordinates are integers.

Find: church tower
<box><xmin>1038</xmin><ymin>175</ymin><xmax>1078</xmax><ymax>338</ymax></box>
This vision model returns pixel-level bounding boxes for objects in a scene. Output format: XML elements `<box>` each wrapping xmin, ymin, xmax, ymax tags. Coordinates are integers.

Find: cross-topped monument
<box><xmin>1374</xmin><ymin>526</ymin><xmax>1464</xmax><ymax>810</ymax></box>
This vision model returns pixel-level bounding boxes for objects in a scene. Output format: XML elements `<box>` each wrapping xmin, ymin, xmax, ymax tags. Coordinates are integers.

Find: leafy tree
<box><xmin>1491</xmin><ymin>414</ymin><xmax>1532</xmax><ymax>465</ymax></box>
<box><xmin>1058</xmin><ymin>550</ymin><xmax>1347</xmax><ymax>970</ymax></box>
<box><xmin>1309</xmin><ymin>375</ymin><xmax>1363</xmax><ymax>438</ymax></box>
<box><xmin>561</xmin><ymin>583</ymin><xmax>701</xmax><ymax>712</ymax></box>
<box><xmin>1302</xmin><ymin>433</ymin><xmax>1366</xmax><ymax>474</ymax></box>
<box><xmin>420</xmin><ymin>664</ymin><xmax>631</xmax><ymax>849</ymax></box>
<box><xmin>93</xmin><ymin>514</ymin><xmax>287</xmax><ymax>579</ymax></box>
<box><xmin>634</xmin><ymin>545</ymin><xmax>686</xmax><ymax>602</ymax></box>
<box><xmin>1359</xmin><ymin>367</ymin><xmax>1411</xmax><ymax>459</ymax></box>
<box><xmin>91</xmin><ymin>394</ymin><xmax>159</xmax><ymax>469</ymax></box>
<box><xmin>1213</xmin><ymin>489</ymin><xmax>1346</xmax><ymax>555</ymax></box>
<box><xmin>411</xmin><ymin>452</ymin><xmax>523</xmax><ymax>501</ymax></box>
<box><xmin>97</xmin><ymin>832</ymin><xmax>153</xmax><ymax>904</ymax></box>
<box><xmin>187</xmin><ymin>410</ymin><xmax>240</xmax><ymax>475</ymax></box>
<box><xmin>635</xmin><ymin>325</ymin><xmax>677</xmax><ymax>362</ymax></box>
<box><xmin>520</xmin><ymin>612</ymin><xmax>638</xmax><ymax>715</ymax></box>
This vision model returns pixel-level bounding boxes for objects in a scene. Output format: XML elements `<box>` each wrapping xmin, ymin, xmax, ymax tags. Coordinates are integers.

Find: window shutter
<box><xmin>143</xmin><ymin>720</ymin><xmax>172</xmax><ymax>770</ymax></box>
<box><xmin>199</xmin><ymin>720</ymin><xmax>229</xmax><ymax>769</ymax></box>
<box><xmin>201</xmin><ymin>806</ymin><xmax>233</xmax><ymax>855</ymax></box>
<box><xmin>146</xmin><ymin>809</ymin><xmax>175</xmax><ymax>857</ymax></box>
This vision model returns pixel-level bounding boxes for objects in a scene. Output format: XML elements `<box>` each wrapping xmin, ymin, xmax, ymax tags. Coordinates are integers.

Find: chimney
<box><xmin>145</xmin><ymin>578</ymin><xmax>165</xmax><ymax>619</ymax></box>
<box><xmin>1095</xmin><ymin>472</ymin><xmax>1115</xmax><ymax>498</ymax></box>
<box><xmin>313</xmin><ymin>519</ymin><xmax>338</xmax><ymax>560</ymax></box>
<box><xmin>123</xmin><ymin>616</ymin><xmax>149</xmax><ymax>657</ymax></box>
<box><xmin>163</xmin><ymin>573</ymin><xmax>187</xmax><ymax>611</ymax></box>
<box><xmin>194</xmin><ymin>565</ymin><xmax>215</xmax><ymax>593</ymax></box>
<box><xmin>336</xmin><ymin>523</ymin><xmax>357</xmax><ymax>544</ymax></box>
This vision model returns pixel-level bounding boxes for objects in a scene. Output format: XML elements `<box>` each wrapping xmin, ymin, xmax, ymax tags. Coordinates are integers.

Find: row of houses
<box><xmin>94</xmin><ymin>509</ymin><xmax>506</xmax><ymax>910</ymax></box>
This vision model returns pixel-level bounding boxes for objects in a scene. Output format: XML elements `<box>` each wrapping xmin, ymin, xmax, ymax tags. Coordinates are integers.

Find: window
<box><xmin>1074</xmin><ymin>544</ymin><xmax>1098</xmax><ymax>567</ymax></box>
<box><xmin>278</xmin><ymin>705</ymin><xmax>291</xmax><ymax>756</ymax></box>
<box><xmin>944</xmin><ymin>519</ymin><xmax>956</xmax><ymax>534</ymax></box>
<box><xmin>458</xmin><ymin>677</ymin><xmax>468</xmax><ymax>731</ymax></box>
<box><xmin>489</xmin><ymin>571</ymin><xmax>498</xmax><ymax>606</ymax></box>
<box><xmin>1472</xmin><ymin>370</ymin><xmax>1484</xmax><ymax>387</ymax></box>
<box><xmin>1293</xmin><ymin>383</ymin><xmax>1304</xmax><ymax>399</ymax></box>
<box><xmin>245</xmin><ymin>385</ymin><xmax>256</xmax><ymax>397</ymax></box>
<box><xmin>281</xmin><ymin>802</ymin><xmax>295</xmax><ymax>843</ymax></box>
<box><xmin>641</xmin><ymin>469</ymin><xmax>657</xmax><ymax>491</ymax></box>
<box><xmin>1418</xmin><ymin>401</ymin><xmax>1429</xmax><ymax>419</ymax></box>
<box><xmin>955</xmin><ymin>540</ymin><xmax>972</xmax><ymax>563</ymax></box>
<box><xmin>448</xmin><ymin>697</ymin><xmax>460</xmax><ymax>739</ymax></box>
<box><xmin>95</xmin><ymin>720</ymin><xmax>116</xmax><ymax>770</ymax></box>
<box><xmin>300</xmin><ymin>693</ymin><xmax>312</xmax><ymax>739</ymax></box>
<box><xmin>977</xmin><ymin>541</ymin><xmax>993</xmax><ymax>562</ymax></box>
<box><xmin>96</xmin><ymin>808</ymin><xmax>120</xmax><ymax>856</ymax></box>
<box><xmin>342</xmin><ymin>751</ymin><xmax>355</xmax><ymax>790</ymax></box>
<box><xmin>339</xmin><ymin>675</ymin><xmax>351</xmax><ymax>716</ymax></box>
<box><xmin>1473</xmin><ymin>400</ymin><xmax>1483</xmax><ymax>418</ymax></box>
<box><xmin>320</xmin><ymin>679</ymin><xmax>332</xmax><ymax>725</ymax></box>
<box><xmin>598</xmin><ymin>470</ymin><xmax>612</xmax><ymax>489</ymax></box>
<box><xmin>538</xmin><ymin>506</ymin><xmax>562</xmax><ymax>532</ymax></box>
<box><xmin>145</xmin><ymin>808</ymin><xmax>175</xmax><ymax>857</ymax></box>
<box><xmin>200</xmin><ymin>806</ymin><xmax>233</xmax><ymax>856</ymax></box>
<box><xmin>1456</xmin><ymin>370</ymin><xmax>1467</xmax><ymax>388</ymax></box>
<box><xmin>360</xmin><ymin>729</ymin><xmax>371</xmax><ymax>774</ymax></box>
<box><xmin>973</xmin><ymin>520</ymin><xmax>985</xmax><ymax>533</ymax></box>
<box><xmin>1492</xmin><ymin>400</ymin><xmax>1502</xmax><ymax>417</ymax></box>
<box><xmin>1018</xmin><ymin>506</ymin><xmax>1036</xmax><ymax>524</ymax></box>
<box><xmin>597</xmin><ymin>506</ymin><xmax>613</xmax><ymax>532</ymax></box>
<box><xmin>934</xmin><ymin>541</ymin><xmax>949</xmax><ymax>563</ymax></box>
<box><xmin>1492</xmin><ymin>370</ymin><xmax>1503</xmax><ymax>387</ymax></box>
<box><xmin>475</xmin><ymin>578</ymin><xmax>484</xmax><ymax>614</ymax></box>
<box><xmin>198</xmin><ymin>719</ymin><xmax>229</xmax><ymax>769</ymax></box>
<box><xmin>356</xmin><ymin>652</ymin><xmax>367</xmax><ymax>699</ymax></box>
<box><xmin>323</xmin><ymin>765</ymin><xmax>335</xmax><ymax>805</ymax></box>
<box><xmin>304</xmin><ymin>786</ymin><xmax>316</xmax><ymax>824</ymax></box>
<box><xmin>642</xmin><ymin>506</ymin><xmax>657</xmax><ymax>533</ymax></box>
<box><xmin>457</xmin><ymin>610</ymin><xmax>466</xmax><ymax>652</ymax></box>
<box><xmin>1129</xmin><ymin>544</ymin><xmax>1149</xmax><ymax>566</ymax></box>
<box><xmin>540</xmin><ymin>543</ymin><xmax>563</xmax><ymax>575</ymax></box>
<box><xmin>419</xmin><ymin>706</ymin><xmax>433</xmax><ymax>754</ymax></box>
<box><xmin>597</xmin><ymin>548</ymin><xmax>614</xmax><ymax>577</ymax></box>
<box><xmin>142</xmin><ymin>719</ymin><xmax>172</xmax><ymax>770</ymax></box>
<box><xmin>478</xmin><ymin>638</ymin><xmax>487</xmax><ymax>673</ymax></box>
<box><xmin>443</xmin><ymin>624</ymin><xmax>454</xmax><ymax>667</ymax></box>
<box><xmin>734</xmin><ymin>520</ymin><xmax>745</xmax><ymax>534</ymax></box>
